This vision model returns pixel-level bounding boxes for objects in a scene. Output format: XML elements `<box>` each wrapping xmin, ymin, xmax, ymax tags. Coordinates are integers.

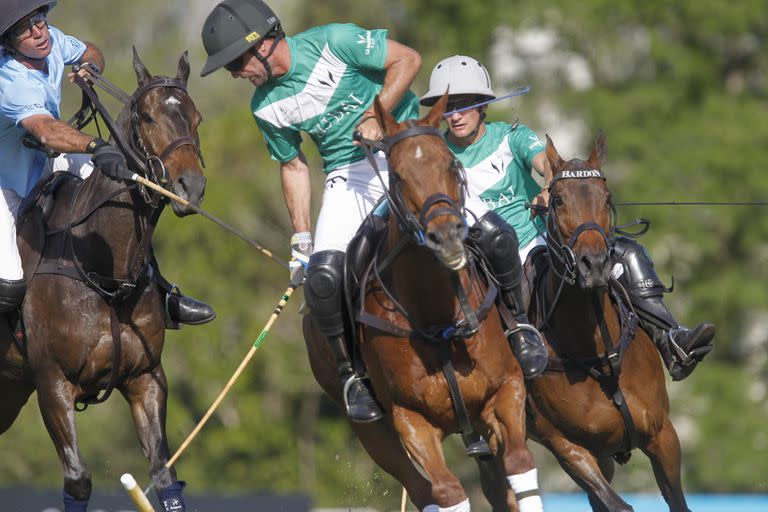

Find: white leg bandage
<box><xmin>507</xmin><ymin>468</ymin><xmax>544</xmax><ymax>512</ymax></box>
<box><xmin>423</xmin><ymin>497</ymin><xmax>471</xmax><ymax>512</ymax></box>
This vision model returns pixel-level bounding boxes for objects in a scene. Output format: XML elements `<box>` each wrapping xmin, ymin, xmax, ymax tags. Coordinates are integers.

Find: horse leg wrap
<box><xmin>507</xmin><ymin>469</ymin><xmax>543</xmax><ymax>512</ymax></box>
<box><xmin>62</xmin><ymin>491</ymin><xmax>88</xmax><ymax>512</ymax></box>
<box><xmin>157</xmin><ymin>481</ymin><xmax>186</xmax><ymax>512</ymax></box>
<box><xmin>423</xmin><ymin>498</ymin><xmax>471</xmax><ymax>512</ymax></box>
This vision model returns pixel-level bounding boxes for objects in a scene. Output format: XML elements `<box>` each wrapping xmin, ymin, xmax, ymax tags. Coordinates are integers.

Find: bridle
<box><xmin>356</xmin><ymin>124</ymin><xmax>496</xmax><ymax>343</ymax></box>
<box><xmin>544</xmin><ymin>168</ymin><xmax>616</xmax><ymax>286</ymax></box>
<box><xmin>359</xmin><ymin>123</ymin><xmax>469</xmax><ymax>246</ymax></box>
<box><xmin>71</xmin><ymin>66</ymin><xmax>204</xmax><ymax>196</ymax></box>
<box><xmin>127</xmin><ymin>77</ymin><xmax>205</xmax><ymax>189</ymax></box>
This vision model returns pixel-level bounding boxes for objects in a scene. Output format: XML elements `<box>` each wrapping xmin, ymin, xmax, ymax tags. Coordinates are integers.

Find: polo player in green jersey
<box><xmin>422</xmin><ymin>55</ymin><xmax>715</xmax><ymax>381</ymax></box>
<box><xmin>200</xmin><ymin>0</ymin><xmax>422</xmax><ymax>422</ymax></box>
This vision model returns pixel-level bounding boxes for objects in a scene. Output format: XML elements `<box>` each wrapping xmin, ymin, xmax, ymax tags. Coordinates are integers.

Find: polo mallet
<box><xmin>121</xmin><ymin>280</ymin><xmax>300</xmax><ymax>499</ymax></box>
<box><xmin>121</xmin><ymin>473</ymin><xmax>156</xmax><ymax>512</ymax></box>
<box><xmin>442</xmin><ymin>85</ymin><xmax>531</xmax><ymax>118</ymax></box>
<box><xmin>130</xmin><ymin>173</ymin><xmax>288</xmax><ymax>269</ymax></box>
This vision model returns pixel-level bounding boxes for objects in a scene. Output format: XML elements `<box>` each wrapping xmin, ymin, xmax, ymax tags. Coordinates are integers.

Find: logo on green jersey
<box><xmin>356</xmin><ymin>31</ymin><xmax>376</xmax><ymax>55</ymax></box>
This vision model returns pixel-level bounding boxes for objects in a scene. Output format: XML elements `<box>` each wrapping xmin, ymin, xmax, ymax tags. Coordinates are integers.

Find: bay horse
<box><xmin>304</xmin><ymin>94</ymin><xmax>541</xmax><ymax>511</ymax></box>
<box><xmin>524</xmin><ymin>132</ymin><xmax>689</xmax><ymax>512</ymax></box>
<box><xmin>0</xmin><ymin>49</ymin><xmax>205</xmax><ymax>512</ymax></box>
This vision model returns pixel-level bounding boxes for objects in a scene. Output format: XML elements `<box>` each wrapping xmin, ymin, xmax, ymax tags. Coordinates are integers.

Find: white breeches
<box><xmin>520</xmin><ymin>235</ymin><xmax>546</xmax><ymax>265</ymax></box>
<box><xmin>0</xmin><ymin>154</ymin><xmax>93</xmax><ymax>279</ymax></box>
<box><xmin>313</xmin><ymin>152</ymin><xmax>389</xmax><ymax>254</ymax></box>
<box><xmin>423</xmin><ymin>498</ymin><xmax>471</xmax><ymax>512</ymax></box>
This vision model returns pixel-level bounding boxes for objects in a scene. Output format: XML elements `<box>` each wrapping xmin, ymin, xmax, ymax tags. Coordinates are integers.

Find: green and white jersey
<box><xmin>251</xmin><ymin>23</ymin><xmax>420</xmax><ymax>172</ymax></box>
<box><xmin>448</xmin><ymin>122</ymin><xmax>546</xmax><ymax>248</ymax></box>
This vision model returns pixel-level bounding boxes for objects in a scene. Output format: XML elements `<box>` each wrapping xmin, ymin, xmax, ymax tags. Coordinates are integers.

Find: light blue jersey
<box><xmin>0</xmin><ymin>26</ymin><xmax>86</xmax><ymax>196</ymax></box>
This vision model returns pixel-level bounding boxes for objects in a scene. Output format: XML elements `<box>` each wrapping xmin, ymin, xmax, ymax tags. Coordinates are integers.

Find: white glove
<box><xmin>289</xmin><ymin>231</ymin><xmax>313</xmax><ymax>284</ymax></box>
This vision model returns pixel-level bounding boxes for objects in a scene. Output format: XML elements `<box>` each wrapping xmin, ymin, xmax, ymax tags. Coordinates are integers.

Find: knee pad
<box><xmin>469</xmin><ymin>211</ymin><xmax>523</xmax><ymax>290</ymax></box>
<box><xmin>304</xmin><ymin>250</ymin><xmax>346</xmax><ymax>338</ymax></box>
<box><xmin>0</xmin><ymin>278</ymin><xmax>26</xmax><ymax>313</ymax></box>
<box><xmin>613</xmin><ymin>237</ymin><xmax>666</xmax><ymax>300</ymax></box>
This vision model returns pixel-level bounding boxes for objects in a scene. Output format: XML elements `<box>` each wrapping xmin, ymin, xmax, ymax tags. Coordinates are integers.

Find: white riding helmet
<box><xmin>420</xmin><ymin>55</ymin><xmax>496</xmax><ymax>106</ymax></box>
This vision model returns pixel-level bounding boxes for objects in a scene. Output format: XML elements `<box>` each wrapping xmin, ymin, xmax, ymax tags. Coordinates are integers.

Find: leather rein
<box><xmin>535</xmin><ymin>168</ymin><xmax>641</xmax><ymax>462</ymax></box>
<box><xmin>355</xmin><ymin>124</ymin><xmax>497</xmax><ymax>343</ymax></box>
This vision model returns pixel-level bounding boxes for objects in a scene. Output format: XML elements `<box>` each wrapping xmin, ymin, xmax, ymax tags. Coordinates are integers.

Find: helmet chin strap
<box><xmin>255</xmin><ymin>31</ymin><xmax>283</xmax><ymax>81</ymax></box>
<box><xmin>448</xmin><ymin>110</ymin><xmax>486</xmax><ymax>145</ymax></box>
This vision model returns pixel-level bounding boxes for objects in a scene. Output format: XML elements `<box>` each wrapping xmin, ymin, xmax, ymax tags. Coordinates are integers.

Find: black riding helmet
<box><xmin>200</xmin><ymin>0</ymin><xmax>282</xmax><ymax>77</ymax></box>
<box><xmin>0</xmin><ymin>0</ymin><xmax>57</xmax><ymax>43</ymax></box>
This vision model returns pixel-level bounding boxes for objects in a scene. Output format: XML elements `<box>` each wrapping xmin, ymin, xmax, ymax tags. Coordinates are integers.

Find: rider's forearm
<box><xmin>533</xmin><ymin>152</ymin><xmax>553</xmax><ymax>186</ymax></box>
<box><xmin>373</xmin><ymin>40</ymin><xmax>422</xmax><ymax>113</ymax></box>
<box><xmin>280</xmin><ymin>154</ymin><xmax>312</xmax><ymax>233</ymax></box>
<box><xmin>79</xmin><ymin>42</ymin><xmax>105</xmax><ymax>73</ymax></box>
<box><xmin>20</xmin><ymin>115</ymin><xmax>94</xmax><ymax>154</ymax></box>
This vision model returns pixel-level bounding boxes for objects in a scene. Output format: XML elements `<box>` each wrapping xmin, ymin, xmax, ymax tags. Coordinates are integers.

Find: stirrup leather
<box><xmin>164</xmin><ymin>282</ymin><xmax>181</xmax><ymax>330</ymax></box>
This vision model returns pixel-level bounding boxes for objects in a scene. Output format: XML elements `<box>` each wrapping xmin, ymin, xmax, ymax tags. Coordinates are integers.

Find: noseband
<box><xmin>545</xmin><ymin>168</ymin><xmax>615</xmax><ymax>285</ymax></box>
<box><xmin>129</xmin><ymin>77</ymin><xmax>205</xmax><ymax>185</ymax></box>
<box><xmin>383</xmin><ymin>124</ymin><xmax>468</xmax><ymax>245</ymax></box>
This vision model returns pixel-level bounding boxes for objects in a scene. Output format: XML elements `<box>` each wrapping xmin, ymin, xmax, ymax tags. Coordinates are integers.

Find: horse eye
<box><xmin>140</xmin><ymin>112</ymin><xmax>154</xmax><ymax>124</ymax></box>
<box><xmin>551</xmin><ymin>195</ymin><xmax>563</xmax><ymax>207</ymax></box>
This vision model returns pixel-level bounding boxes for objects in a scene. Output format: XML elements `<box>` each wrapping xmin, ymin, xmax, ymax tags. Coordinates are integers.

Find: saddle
<box><xmin>16</xmin><ymin>172</ymin><xmax>83</xmax><ymax>287</ymax></box>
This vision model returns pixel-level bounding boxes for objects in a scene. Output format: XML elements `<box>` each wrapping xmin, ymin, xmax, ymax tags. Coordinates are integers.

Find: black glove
<box><xmin>87</xmin><ymin>138</ymin><xmax>131</xmax><ymax>181</ymax></box>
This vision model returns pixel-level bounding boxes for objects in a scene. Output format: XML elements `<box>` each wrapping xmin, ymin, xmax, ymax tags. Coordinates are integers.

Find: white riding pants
<box><xmin>0</xmin><ymin>154</ymin><xmax>93</xmax><ymax>279</ymax></box>
<box><xmin>313</xmin><ymin>152</ymin><xmax>389</xmax><ymax>254</ymax></box>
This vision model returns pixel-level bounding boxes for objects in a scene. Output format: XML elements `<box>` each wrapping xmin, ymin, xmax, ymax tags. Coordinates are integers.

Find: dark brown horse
<box><xmin>525</xmin><ymin>132</ymin><xmax>688</xmax><ymax>512</ymax></box>
<box><xmin>0</xmin><ymin>50</ymin><xmax>205</xmax><ymax>512</ymax></box>
<box><xmin>304</xmin><ymin>94</ymin><xmax>541</xmax><ymax>512</ymax></box>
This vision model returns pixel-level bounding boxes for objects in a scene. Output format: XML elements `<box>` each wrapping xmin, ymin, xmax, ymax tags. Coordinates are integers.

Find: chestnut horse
<box><xmin>0</xmin><ymin>50</ymin><xmax>205</xmax><ymax>511</ymax></box>
<box><xmin>524</xmin><ymin>132</ymin><xmax>689</xmax><ymax>512</ymax></box>
<box><xmin>304</xmin><ymin>94</ymin><xmax>540</xmax><ymax>511</ymax></box>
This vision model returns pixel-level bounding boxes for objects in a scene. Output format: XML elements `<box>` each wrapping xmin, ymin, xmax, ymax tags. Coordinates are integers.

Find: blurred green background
<box><xmin>1</xmin><ymin>0</ymin><xmax>767</xmax><ymax>509</ymax></box>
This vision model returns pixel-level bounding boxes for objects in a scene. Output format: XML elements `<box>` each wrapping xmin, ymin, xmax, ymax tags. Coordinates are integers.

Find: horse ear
<box><xmin>588</xmin><ymin>130</ymin><xmax>607</xmax><ymax>169</ymax></box>
<box><xmin>423</xmin><ymin>91</ymin><xmax>448</xmax><ymax>128</ymax></box>
<box><xmin>176</xmin><ymin>51</ymin><xmax>190</xmax><ymax>83</ymax></box>
<box><xmin>132</xmin><ymin>46</ymin><xmax>151</xmax><ymax>86</ymax></box>
<box><xmin>374</xmin><ymin>95</ymin><xmax>399</xmax><ymax>137</ymax></box>
<box><xmin>545</xmin><ymin>134</ymin><xmax>565</xmax><ymax>171</ymax></box>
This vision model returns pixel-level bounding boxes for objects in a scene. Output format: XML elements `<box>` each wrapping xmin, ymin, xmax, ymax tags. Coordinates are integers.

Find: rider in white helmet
<box><xmin>422</xmin><ymin>55</ymin><xmax>715</xmax><ymax>382</ymax></box>
<box><xmin>422</xmin><ymin>55</ymin><xmax>551</xmax><ymax>380</ymax></box>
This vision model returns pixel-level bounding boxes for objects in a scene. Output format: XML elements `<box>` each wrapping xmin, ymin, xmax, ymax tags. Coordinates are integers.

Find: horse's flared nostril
<box><xmin>174</xmin><ymin>172</ymin><xmax>206</xmax><ymax>206</ymax></box>
<box><xmin>455</xmin><ymin>222</ymin><xmax>467</xmax><ymax>240</ymax></box>
<box><xmin>427</xmin><ymin>231</ymin><xmax>442</xmax><ymax>246</ymax></box>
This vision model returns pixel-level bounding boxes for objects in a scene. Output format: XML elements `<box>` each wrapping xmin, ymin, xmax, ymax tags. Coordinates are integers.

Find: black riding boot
<box><xmin>326</xmin><ymin>334</ymin><xmax>384</xmax><ymax>423</ymax></box>
<box><xmin>305</xmin><ymin>250</ymin><xmax>383</xmax><ymax>423</ymax></box>
<box><xmin>470</xmin><ymin>212</ymin><xmax>548</xmax><ymax>379</ymax></box>
<box><xmin>151</xmin><ymin>256</ymin><xmax>215</xmax><ymax>329</ymax></box>
<box><xmin>614</xmin><ymin>237</ymin><xmax>715</xmax><ymax>380</ymax></box>
<box><xmin>163</xmin><ymin>284</ymin><xmax>217</xmax><ymax>328</ymax></box>
<box><xmin>0</xmin><ymin>278</ymin><xmax>26</xmax><ymax>313</ymax></box>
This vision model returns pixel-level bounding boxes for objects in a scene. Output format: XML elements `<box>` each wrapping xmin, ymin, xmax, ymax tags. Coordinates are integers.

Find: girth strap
<box><xmin>438</xmin><ymin>342</ymin><xmax>490</xmax><ymax>458</ymax></box>
<box><xmin>75</xmin><ymin>304</ymin><xmax>122</xmax><ymax>411</ymax></box>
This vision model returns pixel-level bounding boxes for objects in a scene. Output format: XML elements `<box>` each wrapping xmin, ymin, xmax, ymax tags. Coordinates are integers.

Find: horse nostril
<box><xmin>427</xmin><ymin>231</ymin><xmax>442</xmax><ymax>246</ymax></box>
<box><xmin>455</xmin><ymin>222</ymin><xmax>467</xmax><ymax>239</ymax></box>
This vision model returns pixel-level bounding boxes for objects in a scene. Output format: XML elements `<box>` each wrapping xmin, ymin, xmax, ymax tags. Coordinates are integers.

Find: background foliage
<box><xmin>1</xmin><ymin>0</ymin><xmax>767</xmax><ymax>509</ymax></box>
